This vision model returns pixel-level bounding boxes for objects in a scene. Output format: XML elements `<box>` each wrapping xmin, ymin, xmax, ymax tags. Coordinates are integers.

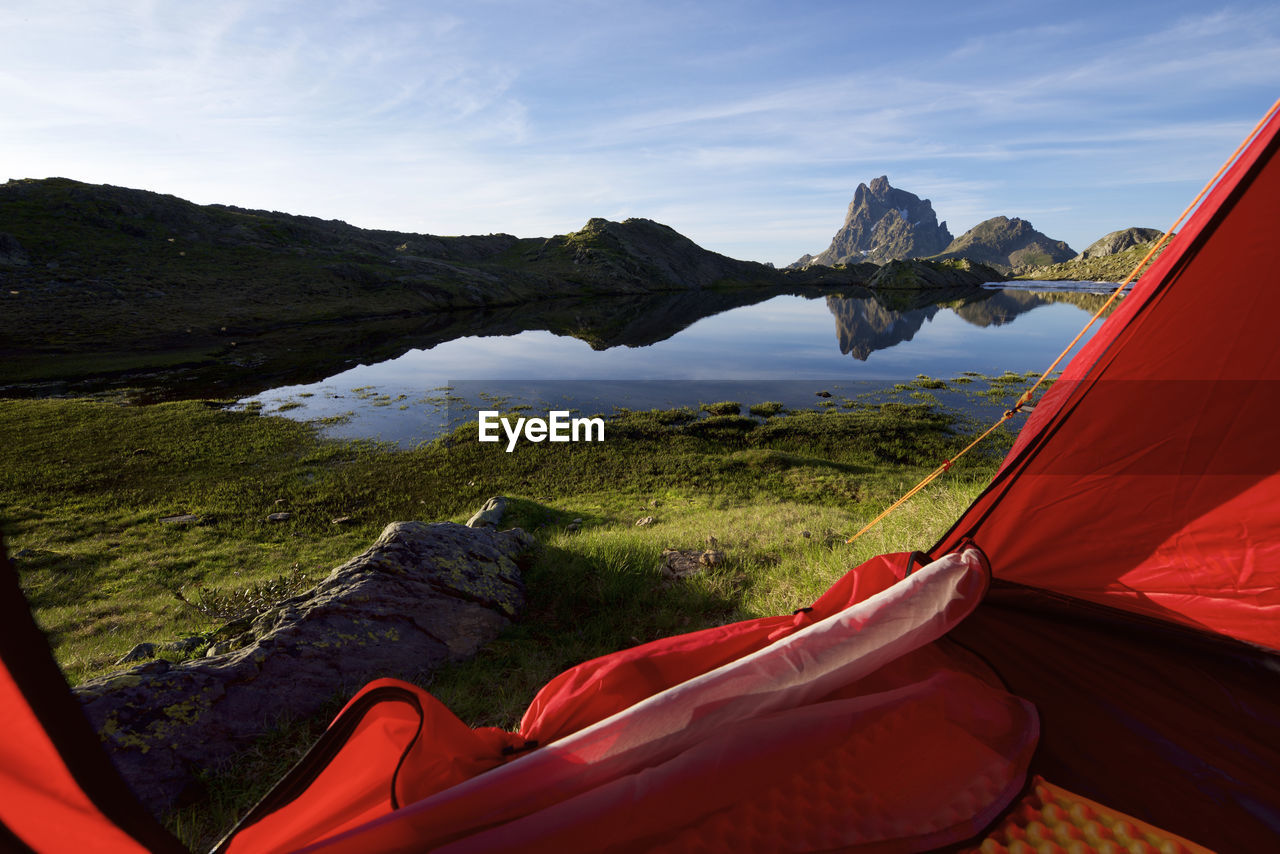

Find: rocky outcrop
<box><xmin>1074</xmin><ymin>227</ymin><xmax>1162</xmax><ymax>260</ymax></box>
<box><xmin>932</xmin><ymin>217</ymin><xmax>1074</xmax><ymax>271</ymax></box>
<box><xmin>75</xmin><ymin>521</ymin><xmax>532</xmax><ymax>815</ymax></box>
<box><xmin>801</xmin><ymin>177</ymin><xmax>953</xmax><ymax>266</ymax></box>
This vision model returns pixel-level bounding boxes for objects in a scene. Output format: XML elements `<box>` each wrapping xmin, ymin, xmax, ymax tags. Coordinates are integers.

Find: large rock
<box><xmin>801</xmin><ymin>177</ymin><xmax>953</xmax><ymax>266</ymax></box>
<box><xmin>75</xmin><ymin>521</ymin><xmax>533</xmax><ymax>815</ymax></box>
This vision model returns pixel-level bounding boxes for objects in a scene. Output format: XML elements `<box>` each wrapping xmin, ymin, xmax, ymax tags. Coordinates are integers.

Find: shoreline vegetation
<box><xmin>0</xmin><ymin>378</ymin><xmax>1032</xmax><ymax>847</ymax></box>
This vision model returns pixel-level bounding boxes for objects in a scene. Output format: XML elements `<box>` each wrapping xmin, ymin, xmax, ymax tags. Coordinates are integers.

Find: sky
<box><xmin>3</xmin><ymin>1</ymin><xmax>1279</xmax><ymax>266</ymax></box>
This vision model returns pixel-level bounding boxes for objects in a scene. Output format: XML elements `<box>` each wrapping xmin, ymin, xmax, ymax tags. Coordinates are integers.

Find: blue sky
<box><xmin>3</xmin><ymin>1</ymin><xmax>1278</xmax><ymax>266</ymax></box>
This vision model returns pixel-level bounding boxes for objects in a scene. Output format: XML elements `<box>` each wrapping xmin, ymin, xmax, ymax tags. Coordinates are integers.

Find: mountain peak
<box><xmin>802</xmin><ymin>177</ymin><xmax>953</xmax><ymax>267</ymax></box>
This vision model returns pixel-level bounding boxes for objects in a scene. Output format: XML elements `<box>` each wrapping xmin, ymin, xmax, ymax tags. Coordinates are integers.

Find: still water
<box><xmin>242</xmin><ymin>282</ymin><xmax>1115</xmax><ymax>446</ymax></box>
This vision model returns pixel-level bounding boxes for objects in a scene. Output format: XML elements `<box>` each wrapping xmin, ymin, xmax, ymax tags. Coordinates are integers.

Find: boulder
<box><xmin>115</xmin><ymin>642</ymin><xmax>157</xmax><ymax>665</ymax></box>
<box><xmin>75</xmin><ymin>520</ymin><xmax>532</xmax><ymax>815</ymax></box>
<box><xmin>466</xmin><ymin>495</ymin><xmax>507</xmax><ymax>528</ymax></box>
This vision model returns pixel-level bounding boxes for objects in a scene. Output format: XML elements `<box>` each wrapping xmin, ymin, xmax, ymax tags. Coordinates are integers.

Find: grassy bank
<box><xmin>0</xmin><ymin>390</ymin><xmax>1017</xmax><ymax>845</ymax></box>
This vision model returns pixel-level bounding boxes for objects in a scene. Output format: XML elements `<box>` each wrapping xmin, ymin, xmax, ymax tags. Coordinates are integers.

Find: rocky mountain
<box><xmin>1074</xmin><ymin>227</ymin><xmax>1162</xmax><ymax>260</ymax></box>
<box><xmin>931</xmin><ymin>216</ymin><xmax>1074</xmax><ymax>271</ymax></box>
<box><xmin>800</xmin><ymin>176</ymin><xmax>952</xmax><ymax>266</ymax></box>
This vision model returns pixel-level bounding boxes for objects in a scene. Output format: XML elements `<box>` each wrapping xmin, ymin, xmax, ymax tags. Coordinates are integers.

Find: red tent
<box><xmin>3</xmin><ymin>102</ymin><xmax>1279</xmax><ymax>852</ymax></box>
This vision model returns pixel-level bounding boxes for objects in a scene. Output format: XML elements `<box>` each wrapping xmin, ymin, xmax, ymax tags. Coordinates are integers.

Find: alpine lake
<box><xmin>232</xmin><ymin>280</ymin><xmax>1116</xmax><ymax>446</ymax></box>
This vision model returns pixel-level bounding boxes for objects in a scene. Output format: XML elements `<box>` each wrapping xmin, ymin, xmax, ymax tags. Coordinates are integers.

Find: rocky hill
<box><xmin>1073</xmin><ymin>227</ymin><xmax>1162</xmax><ymax>260</ymax></box>
<box><xmin>798</xmin><ymin>176</ymin><xmax>952</xmax><ymax>266</ymax></box>
<box><xmin>0</xmin><ymin>178</ymin><xmax>781</xmax><ymax>386</ymax></box>
<box><xmin>930</xmin><ymin>216</ymin><xmax>1074</xmax><ymax>271</ymax></box>
<box><xmin>1015</xmin><ymin>229</ymin><xmax>1171</xmax><ymax>283</ymax></box>
<box><xmin>533</xmin><ymin>217</ymin><xmax>773</xmax><ymax>291</ymax></box>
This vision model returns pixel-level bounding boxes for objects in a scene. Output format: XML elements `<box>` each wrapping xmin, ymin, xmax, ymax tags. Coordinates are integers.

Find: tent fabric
<box><xmin>0</xmin><ymin>540</ymin><xmax>187</xmax><ymax>854</ymax></box>
<box><xmin>933</xmin><ymin>103</ymin><xmax>1280</xmax><ymax>650</ymax></box>
<box><xmin>949</xmin><ymin>583</ymin><xmax>1280</xmax><ymax>851</ymax></box>
<box><xmin>223</xmin><ymin>548</ymin><xmax>1039</xmax><ymax>853</ymax></box>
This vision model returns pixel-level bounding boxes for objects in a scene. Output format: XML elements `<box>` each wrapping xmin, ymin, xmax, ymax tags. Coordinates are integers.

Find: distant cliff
<box><xmin>798</xmin><ymin>176</ymin><xmax>952</xmax><ymax>266</ymax></box>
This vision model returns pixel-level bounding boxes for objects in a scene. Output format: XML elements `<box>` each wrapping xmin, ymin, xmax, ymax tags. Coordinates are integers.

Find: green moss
<box><xmin>748</xmin><ymin>401</ymin><xmax>785</xmax><ymax>418</ymax></box>
<box><xmin>699</xmin><ymin>400</ymin><xmax>741</xmax><ymax>416</ymax></box>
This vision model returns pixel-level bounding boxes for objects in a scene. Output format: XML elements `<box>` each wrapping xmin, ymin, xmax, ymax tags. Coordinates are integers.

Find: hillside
<box><xmin>930</xmin><ymin>216</ymin><xmax>1074</xmax><ymax>271</ymax></box>
<box><xmin>0</xmin><ymin>178</ymin><xmax>780</xmax><ymax>385</ymax></box>
<box><xmin>1015</xmin><ymin>232</ymin><xmax>1171</xmax><ymax>282</ymax></box>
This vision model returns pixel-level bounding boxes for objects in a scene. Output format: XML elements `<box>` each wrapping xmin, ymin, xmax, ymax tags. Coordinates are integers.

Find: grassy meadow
<box><xmin>0</xmin><ymin>381</ymin><xmax>1026</xmax><ymax>845</ymax></box>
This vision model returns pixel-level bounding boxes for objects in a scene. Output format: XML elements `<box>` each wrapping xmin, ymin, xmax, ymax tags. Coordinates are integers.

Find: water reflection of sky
<box><xmin>245</xmin><ymin>286</ymin><xmax>1111</xmax><ymax>445</ymax></box>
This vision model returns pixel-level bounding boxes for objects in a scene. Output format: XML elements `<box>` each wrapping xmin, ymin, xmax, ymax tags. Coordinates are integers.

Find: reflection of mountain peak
<box><xmin>825</xmin><ymin>295</ymin><xmax>938</xmax><ymax>360</ymax></box>
<box><xmin>824</xmin><ymin>287</ymin><xmax>1113</xmax><ymax>362</ymax></box>
<box><xmin>948</xmin><ymin>289</ymin><xmax>1049</xmax><ymax>327</ymax></box>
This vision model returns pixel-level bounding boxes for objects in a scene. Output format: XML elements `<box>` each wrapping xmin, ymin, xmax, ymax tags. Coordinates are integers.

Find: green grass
<box><xmin>0</xmin><ymin>394</ymin><xmax>1013</xmax><ymax>847</ymax></box>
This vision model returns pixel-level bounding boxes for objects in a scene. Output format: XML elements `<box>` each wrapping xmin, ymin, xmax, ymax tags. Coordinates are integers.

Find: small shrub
<box><xmin>748</xmin><ymin>401</ymin><xmax>785</xmax><ymax>418</ymax></box>
<box><xmin>700</xmin><ymin>401</ymin><xmax>741</xmax><ymax>416</ymax></box>
<box><xmin>175</xmin><ymin>564</ymin><xmax>313</xmax><ymax>622</ymax></box>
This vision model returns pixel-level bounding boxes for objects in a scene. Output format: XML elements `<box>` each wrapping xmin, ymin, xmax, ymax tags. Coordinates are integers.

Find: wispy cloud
<box><xmin>3</xmin><ymin>2</ymin><xmax>1278</xmax><ymax>264</ymax></box>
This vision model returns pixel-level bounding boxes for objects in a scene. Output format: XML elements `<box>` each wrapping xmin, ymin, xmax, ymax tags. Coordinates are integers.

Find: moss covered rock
<box><xmin>75</xmin><ymin>521</ymin><xmax>532</xmax><ymax>814</ymax></box>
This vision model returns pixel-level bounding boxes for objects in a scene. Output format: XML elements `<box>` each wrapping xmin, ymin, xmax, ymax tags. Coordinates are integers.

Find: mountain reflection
<box><xmin>826</xmin><ymin>286</ymin><xmax>1112</xmax><ymax>361</ymax></box>
<box><xmin>6</xmin><ymin>281</ymin><xmax>1115</xmax><ymax>401</ymax></box>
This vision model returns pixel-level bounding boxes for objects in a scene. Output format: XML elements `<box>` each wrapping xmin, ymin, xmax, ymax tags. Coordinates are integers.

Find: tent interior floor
<box><xmin>962</xmin><ymin>777</ymin><xmax>1212</xmax><ymax>854</ymax></box>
